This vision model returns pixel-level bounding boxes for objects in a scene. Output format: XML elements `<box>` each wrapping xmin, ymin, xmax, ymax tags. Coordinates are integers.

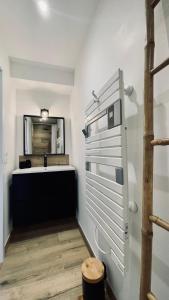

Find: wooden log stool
<box><xmin>81</xmin><ymin>257</ymin><xmax>106</xmax><ymax>300</ymax></box>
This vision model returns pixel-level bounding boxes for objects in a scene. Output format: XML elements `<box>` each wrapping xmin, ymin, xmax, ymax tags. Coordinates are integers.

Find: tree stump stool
<box><xmin>81</xmin><ymin>257</ymin><xmax>106</xmax><ymax>300</ymax></box>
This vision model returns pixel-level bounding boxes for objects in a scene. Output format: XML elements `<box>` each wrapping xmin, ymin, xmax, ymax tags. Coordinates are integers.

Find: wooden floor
<box><xmin>0</xmin><ymin>221</ymin><xmax>90</xmax><ymax>300</ymax></box>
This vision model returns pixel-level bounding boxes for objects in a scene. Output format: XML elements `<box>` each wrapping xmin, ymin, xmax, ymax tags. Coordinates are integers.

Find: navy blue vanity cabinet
<box><xmin>12</xmin><ymin>170</ymin><xmax>77</xmax><ymax>227</ymax></box>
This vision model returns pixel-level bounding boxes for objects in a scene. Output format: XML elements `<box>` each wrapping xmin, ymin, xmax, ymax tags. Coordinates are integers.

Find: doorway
<box><xmin>0</xmin><ymin>68</ymin><xmax>4</xmax><ymax>263</ymax></box>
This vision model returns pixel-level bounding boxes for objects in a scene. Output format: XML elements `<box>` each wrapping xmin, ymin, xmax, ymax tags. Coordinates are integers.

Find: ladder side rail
<box><xmin>140</xmin><ymin>1</ymin><xmax>155</xmax><ymax>299</ymax></box>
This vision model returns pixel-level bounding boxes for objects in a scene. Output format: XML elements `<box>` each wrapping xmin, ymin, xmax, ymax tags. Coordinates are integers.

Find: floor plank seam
<box><xmin>37</xmin><ymin>284</ymin><xmax>82</xmax><ymax>300</ymax></box>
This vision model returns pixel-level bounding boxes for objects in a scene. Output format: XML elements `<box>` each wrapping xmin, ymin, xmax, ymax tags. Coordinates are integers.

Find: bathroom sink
<box><xmin>13</xmin><ymin>165</ymin><xmax>75</xmax><ymax>174</ymax></box>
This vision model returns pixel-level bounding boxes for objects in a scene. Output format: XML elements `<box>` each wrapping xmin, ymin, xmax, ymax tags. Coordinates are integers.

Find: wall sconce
<box><xmin>41</xmin><ymin>108</ymin><xmax>49</xmax><ymax>120</ymax></box>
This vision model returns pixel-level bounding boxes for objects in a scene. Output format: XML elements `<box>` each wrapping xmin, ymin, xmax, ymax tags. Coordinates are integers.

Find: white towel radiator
<box><xmin>84</xmin><ymin>69</ymin><xmax>128</xmax><ymax>275</ymax></box>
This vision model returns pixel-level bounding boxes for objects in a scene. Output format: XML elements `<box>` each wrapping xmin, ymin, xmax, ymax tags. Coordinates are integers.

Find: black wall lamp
<box><xmin>41</xmin><ymin>108</ymin><xmax>49</xmax><ymax>120</ymax></box>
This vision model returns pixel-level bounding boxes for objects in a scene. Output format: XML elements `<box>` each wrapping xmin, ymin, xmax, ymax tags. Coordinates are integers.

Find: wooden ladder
<box><xmin>140</xmin><ymin>1</ymin><xmax>169</xmax><ymax>299</ymax></box>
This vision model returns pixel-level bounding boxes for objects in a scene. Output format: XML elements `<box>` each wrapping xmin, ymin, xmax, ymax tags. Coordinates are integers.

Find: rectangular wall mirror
<box><xmin>24</xmin><ymin>115</ymin><xmax>65</xmax><ymax>155</ymax></box>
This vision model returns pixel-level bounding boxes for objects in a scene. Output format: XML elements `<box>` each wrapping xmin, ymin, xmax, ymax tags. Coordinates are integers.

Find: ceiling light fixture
<box><xmin>36</xmin><ymin>0</ymin><xmax>50</xmax><ymax>18</ymax></box>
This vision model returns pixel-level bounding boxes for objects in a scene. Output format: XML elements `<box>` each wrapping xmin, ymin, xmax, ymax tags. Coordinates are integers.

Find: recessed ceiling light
<box><xmin>36</xmin><ymin>0</ymin><xmax>50</xmax><ymax>18</ymax></box>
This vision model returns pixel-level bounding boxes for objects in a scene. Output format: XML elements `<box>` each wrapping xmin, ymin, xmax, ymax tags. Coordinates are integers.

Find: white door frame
<box><xmin>0</xmin><ymin>68</ymin><xmax>4</xmax><ymax>263</ymax></box>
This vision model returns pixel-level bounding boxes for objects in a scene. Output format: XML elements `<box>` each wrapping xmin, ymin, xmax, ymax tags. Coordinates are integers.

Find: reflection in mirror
<box><xmin>24</xmin><ymin>115</ymin><xmax>65</xmax><ymax>155</ymax></box>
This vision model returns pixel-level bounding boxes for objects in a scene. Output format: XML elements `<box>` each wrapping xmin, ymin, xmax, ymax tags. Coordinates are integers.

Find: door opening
<box><xmin>0</xmin><ymin>68</ymin><xmax>4</xmax><ymax>263</ymax></box>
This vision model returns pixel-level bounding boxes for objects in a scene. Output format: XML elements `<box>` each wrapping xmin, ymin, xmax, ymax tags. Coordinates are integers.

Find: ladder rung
<box><xmin>151</xmin><ymin>57</ymin><xmax>169</xmax><ymax>75</ymax></box>
<box><xmin>147</xmin><ymin>292</ymin><xmax>158</xmax><ymax>300</ymax></box>
<box><xmin>151</xmin><ymin>138</ymin><xmax>169</xmax><ymax>146</ymax></box>
<box><xmin>151</xmin><ymin>0</ymin><xmax>160</xmax><ymax>9</ymax></box>
<box><xmin>149</xmin><ymin>215</ymin><xmax>169</xmax><ymax>231</ymax></box>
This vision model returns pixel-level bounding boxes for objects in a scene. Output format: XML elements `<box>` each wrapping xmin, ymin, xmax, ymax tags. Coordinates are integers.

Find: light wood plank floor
<box><xmin>0</xmin><ymin>221</ymin><xmax>90</xmax><ymax>300</ymax></box>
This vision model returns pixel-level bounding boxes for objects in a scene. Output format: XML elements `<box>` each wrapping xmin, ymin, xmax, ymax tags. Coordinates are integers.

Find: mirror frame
<box><xmin>23</xmin><ymin>115</ymin><xmax>65</xmax><ymax>156</ymax></box>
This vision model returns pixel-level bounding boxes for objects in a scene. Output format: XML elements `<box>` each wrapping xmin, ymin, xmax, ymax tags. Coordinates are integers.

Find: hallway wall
<box><xmin>0</xmin><ymin>49</ymin><xmax>16</xmax><ymax>257</ymax></box>
<box><xmin>70</xmin><ymin>0</ymin><xmax>169</xmax><ymax>299</ymax></box>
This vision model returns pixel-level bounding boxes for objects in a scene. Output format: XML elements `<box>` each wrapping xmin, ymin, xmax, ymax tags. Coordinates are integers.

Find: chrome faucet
<box><xmin>44</xmin><ymin>154</ymin><xmax>47</xmax><ymax>168</ymax></box>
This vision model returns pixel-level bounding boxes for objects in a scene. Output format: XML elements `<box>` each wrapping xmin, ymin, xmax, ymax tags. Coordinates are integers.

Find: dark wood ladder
<box><xmin>140</xmin><ymin>1</ymin><xmax>169</xmax><ymax>299</ymax></box>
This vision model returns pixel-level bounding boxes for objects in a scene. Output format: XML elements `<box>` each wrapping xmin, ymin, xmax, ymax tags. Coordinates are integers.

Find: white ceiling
<box><xmin>0</xmin><ymin>0</ymin><xmax>99</xmax><ymax>68</ymax></box>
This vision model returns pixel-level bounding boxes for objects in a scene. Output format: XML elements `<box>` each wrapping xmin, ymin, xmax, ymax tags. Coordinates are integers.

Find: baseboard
<box><xmin>78</xmin><ymin>223</ymin><xmax>94</xmax><ymax>257</ymax></box>
<box><xmin>5</xmin><ymin>232</ymin><xmax>11</xmax><ymax>254</ymax></box>
<box><xmin>106</xmin><ymin>281</ymin><xmax>117</xmax><ymax>300</ymax></box>
<box><xmin>0</xmin><ymin>232</ymin><xmax>11</xmax><ymax>267</ymax></box>
<box><xmin>78</xmin><ymin>223</ymin><xmax>117</xmax><ymax>300</ymax></box>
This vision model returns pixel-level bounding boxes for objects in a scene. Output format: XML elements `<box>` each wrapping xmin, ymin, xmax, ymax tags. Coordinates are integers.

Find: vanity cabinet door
<box><xmin>12</xmin><ymin>173</ymin><xmax>44</xmax><ymax>226</ymax></box>
<box><xmin>43</xmin><ymin>171</ymin><xmax>77</xmax><ymax>219</ymax></box>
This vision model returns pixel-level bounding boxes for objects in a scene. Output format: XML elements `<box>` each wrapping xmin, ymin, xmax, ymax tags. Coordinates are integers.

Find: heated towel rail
<box><xmin>84</xmin><ymin>69</ymin><xmax>128</xmax><ymax>275</ymax></box>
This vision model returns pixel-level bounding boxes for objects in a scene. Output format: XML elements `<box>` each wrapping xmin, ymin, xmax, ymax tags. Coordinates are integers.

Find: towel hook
<box><xmin>92</xmin><ymin>90</ymin><xmax>100</xmax><ymax>103</ymax></box>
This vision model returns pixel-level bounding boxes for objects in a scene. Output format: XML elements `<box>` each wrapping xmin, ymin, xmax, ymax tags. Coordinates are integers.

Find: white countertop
<box><xmin>13</xmin><ymin>165</ymin><xmax>75</xmax><ymax>175</ymax></box>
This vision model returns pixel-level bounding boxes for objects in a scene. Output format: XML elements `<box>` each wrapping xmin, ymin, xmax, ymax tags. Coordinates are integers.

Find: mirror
<box><xmin>24</xmin><ymin>115</ymin><xmax>65</xmax><ymax>155</ymax></box>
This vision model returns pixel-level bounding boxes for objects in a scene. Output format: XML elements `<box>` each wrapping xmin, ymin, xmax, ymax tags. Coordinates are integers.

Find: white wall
<box><xmin>10</xmin><ymin>57</ymin><xmax>74</xmax><ymax>86</ymax></box>
<box><xmin>15</xmin><ymin>89</ymin><xmax>71</xmax><ymax>167</ymax></box>
<box><xmin>0</xmin><ymin>66</ymin><xmax>4</xmax><ymax>262</ymax></box>
<box><xmin>0</xmin><ymin>49</ymin><xmax>16</xmax><ymax>260</ymax></box>
<box><xmin>4</xmin><ymin>83</ymin><xmax>16</xmax><ymax>246</ymax></box>
<box><xmin>70</xmin><ymin>0</ymin><xmax>169</xmax><ymax>299</ymax></box>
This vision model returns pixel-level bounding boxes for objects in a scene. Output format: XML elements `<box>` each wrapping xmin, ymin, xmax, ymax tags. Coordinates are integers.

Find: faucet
<box><xmin>44</xmin><ymin>154</ymin><xmax>48</xmax><ymax>168</ymax></box>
